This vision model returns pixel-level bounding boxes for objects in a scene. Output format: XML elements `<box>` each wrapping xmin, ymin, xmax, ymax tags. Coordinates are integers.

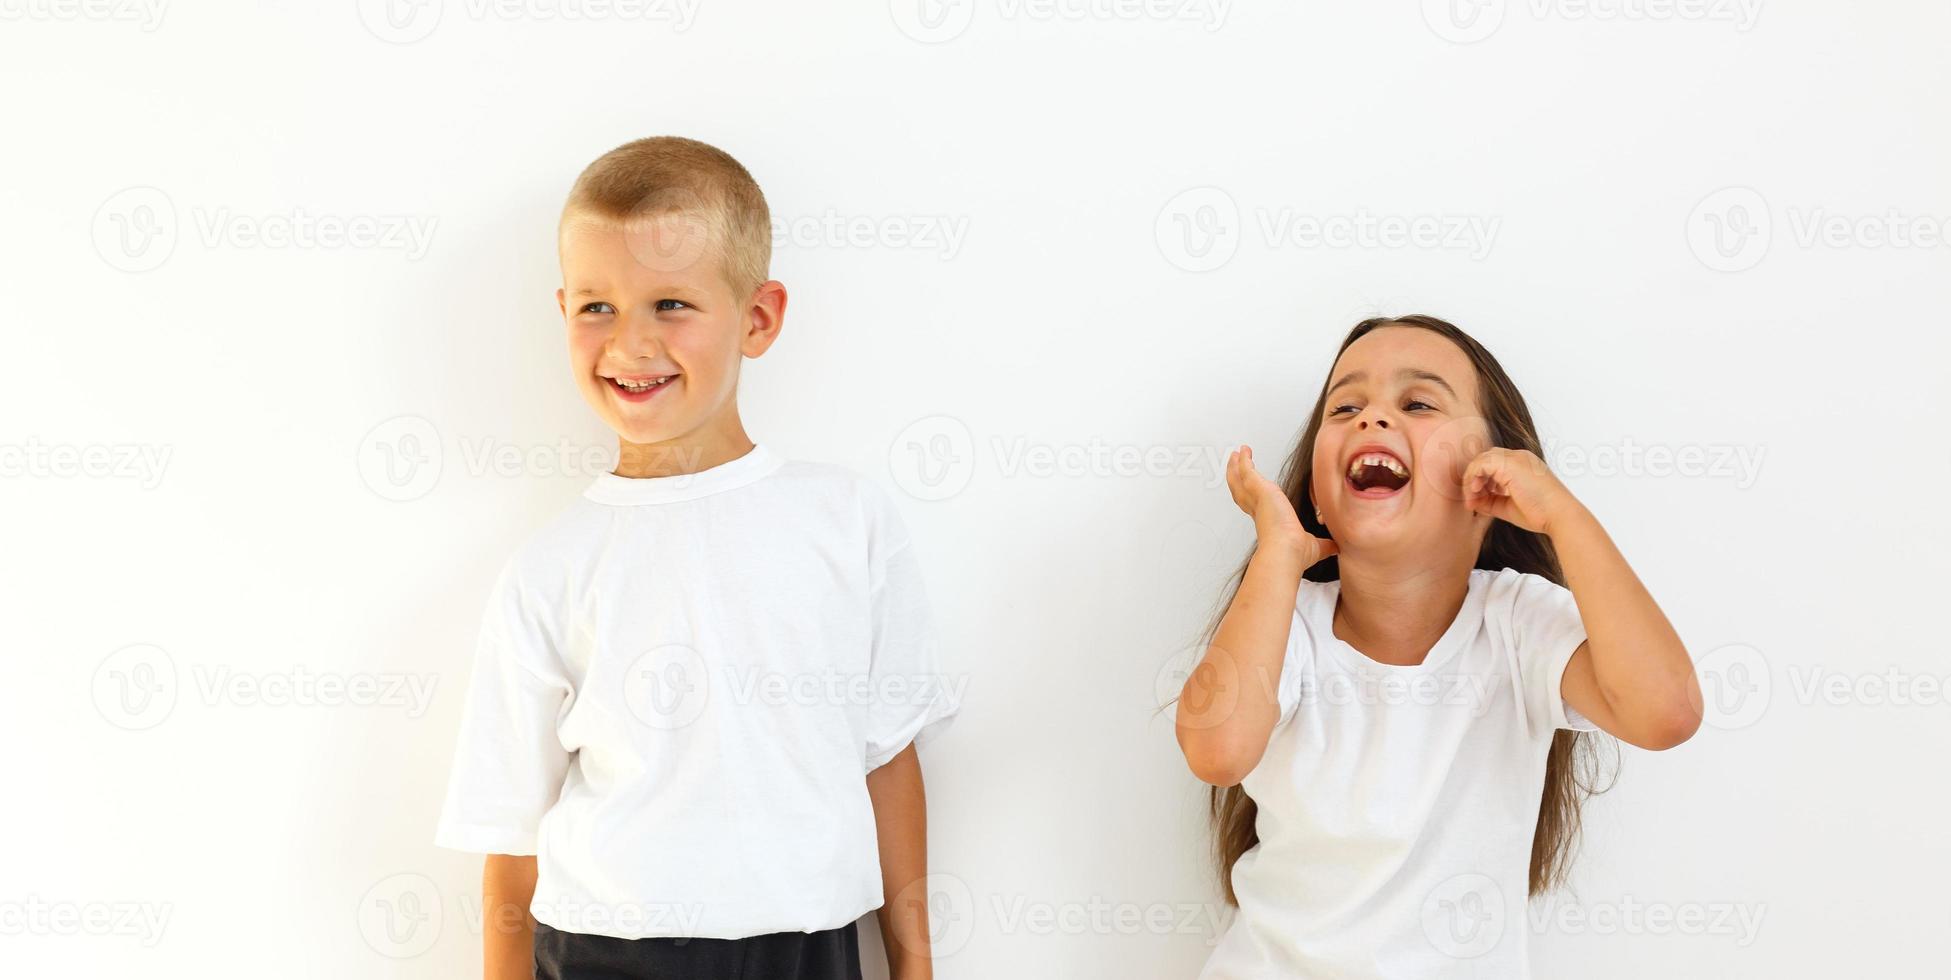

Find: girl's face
<box><xmin>1310</xmin><ymin>326</ymin><xmax>1490</xmax><ymax>560</ymax></box>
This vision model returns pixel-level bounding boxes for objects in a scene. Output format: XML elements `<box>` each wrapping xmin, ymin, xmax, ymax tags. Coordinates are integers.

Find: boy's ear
<box><xmin>555</xmin><ymin>287</ymin><xmax>567</xmax><ymax>319</ymax></box>
<box><xmin>739</xmin><ymin>280</ymin><xmax>787</xmax><ymax>358</ymax></box>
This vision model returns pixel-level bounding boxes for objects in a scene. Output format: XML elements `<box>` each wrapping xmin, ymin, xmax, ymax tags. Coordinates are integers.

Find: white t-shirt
<box><xmin>433</xmin><ymin>444</ymin><xmax>960</xmax><ymax>940</ymax></box>
<box><xmin>1200</xmin><ymin>567</ymin><xmax>1598</xmax><ymax>980</ymax></box>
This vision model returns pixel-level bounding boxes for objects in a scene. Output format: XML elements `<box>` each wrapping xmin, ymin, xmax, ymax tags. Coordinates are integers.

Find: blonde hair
<box><xmin>559</xmin><ymin>136</ymin><xmax>772</xmax><ymax>295</ymax></box>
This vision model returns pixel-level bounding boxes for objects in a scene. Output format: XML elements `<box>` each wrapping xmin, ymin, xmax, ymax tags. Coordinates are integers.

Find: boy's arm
<box><xmin>866</xmin><ymin>743</ymin><xmax>933</xmax><ymax>980</ymax></box>
<box><xmin>483</xmin><ymin>854</ymin><xmax>538</xmax><ymax>980</ymax></box>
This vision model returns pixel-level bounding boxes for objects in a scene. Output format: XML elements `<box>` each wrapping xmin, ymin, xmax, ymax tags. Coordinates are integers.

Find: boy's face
<box><xmin>556</xmin><ymin>212</ymin><xmax>782</xmax><ymax>452</ymax></box>
<box><xmin>1310</xmin><ymin>326</ymin><xmax>1490</xmax><ymax>560</ymax></box>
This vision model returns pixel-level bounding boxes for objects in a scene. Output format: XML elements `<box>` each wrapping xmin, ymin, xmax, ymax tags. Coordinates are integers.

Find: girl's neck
<box><xmin>1332</xmin><ymin>551</ymin><xmax>1477</xmax><ymax>666</ymax></box>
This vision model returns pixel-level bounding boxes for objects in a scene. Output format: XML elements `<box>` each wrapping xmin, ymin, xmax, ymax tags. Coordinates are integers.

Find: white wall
<box><xmin>3</xmin><ymin>1</ymin><xmax>1946</xmax><ymax>976</ymax></box>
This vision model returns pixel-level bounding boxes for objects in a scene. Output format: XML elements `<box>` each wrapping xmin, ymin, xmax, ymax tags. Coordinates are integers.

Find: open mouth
<box><xmin>605</xmin><ymin>373</ymin><xmax>677</xmax><ymax>403</ymax></box>
<box><xmin>1345</xmin><ymin>449</ymin><xmax>1410</xmax><ymax>497</ymax></box>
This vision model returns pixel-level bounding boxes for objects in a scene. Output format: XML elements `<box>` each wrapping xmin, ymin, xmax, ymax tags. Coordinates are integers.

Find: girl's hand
<box><xmin>1461</xmin><ymin>447</ymin><xmax>1585</xmax><ymax>536</ymax></box>
<box><xmin>1227</xmin><ymin>445</ymin><xmax>1338</xmax><ymax>566</ymax></box>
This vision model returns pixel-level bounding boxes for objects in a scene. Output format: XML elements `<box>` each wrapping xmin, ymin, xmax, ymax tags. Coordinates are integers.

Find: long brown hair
<box><xmin>1203</xmin><ymin>314</ymin><xmax>1613</xmax><ymax>905</ymax></box>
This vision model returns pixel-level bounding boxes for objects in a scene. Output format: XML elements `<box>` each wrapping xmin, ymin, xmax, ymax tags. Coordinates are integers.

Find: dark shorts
<box><xmin>533</xmin><ymin>920</ymin><xmax>863</xmax><ymax>980</ymax></box>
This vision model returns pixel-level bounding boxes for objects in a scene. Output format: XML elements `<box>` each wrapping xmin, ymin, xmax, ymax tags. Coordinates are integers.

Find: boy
<box><xmin>434</xmin><ymin>136</ymin><xmax>958</xmax><ymax>980</ymax></box>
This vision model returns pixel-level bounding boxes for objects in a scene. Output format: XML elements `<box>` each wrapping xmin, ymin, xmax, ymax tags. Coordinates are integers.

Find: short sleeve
<box><xmin>433</xmin><ymin>558</ymin><xmax>575</xmax><ymax>854</ymax></box>
<box><xmin>1274</xmin><ymin>601</ymin><xmax>1316</xmax><ymax>729</ymax></box>
<box><xmin>1498</xmin><ymin>571</ymin><xmax>1600</xmax><ymax>736</ymax></box>
<box><xmin>860</xmin><ymin>484</ymin><xmax>961</xmax><ymax>771</ymax></box>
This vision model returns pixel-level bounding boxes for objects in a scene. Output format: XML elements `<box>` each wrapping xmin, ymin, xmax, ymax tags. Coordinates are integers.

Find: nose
<box><xmin>1358</xmin><ymin>417</ymin><xmax>1389</xmax><ymax>430</ymax></box>
<box><xmin>607</xmin><ymin>311</ymin><xmax>662</xmax><ymax>361</ymax></box>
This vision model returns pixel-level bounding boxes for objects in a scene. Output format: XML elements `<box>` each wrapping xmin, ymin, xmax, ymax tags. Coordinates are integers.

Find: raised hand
<box><xmin>1460</xmin><ymin>447</ymin><xmax>1582</xmax><ymax>535</ymax></box>
<box><xmin>1226</xmin><ymin>445</ymin><xmax>1338</xmax><ymax>567</ymax></box>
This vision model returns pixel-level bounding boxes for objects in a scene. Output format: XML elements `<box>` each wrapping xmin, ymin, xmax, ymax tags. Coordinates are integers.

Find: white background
<box><xmin>3</xmin><ymin>1</ymin><xmax>1947</xmax><ymax>977</ymax></box>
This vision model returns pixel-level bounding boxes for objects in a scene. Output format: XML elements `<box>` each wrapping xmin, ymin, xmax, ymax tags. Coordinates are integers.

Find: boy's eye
<box><xmin>655</xmin><ymin>299</ymin><xmax>690</xmax><ymax>312</ymax></box>
<box><xmin>581</xmin><ymin>302</ymin><xmax>615</xmax><ymax>315</ymax></box>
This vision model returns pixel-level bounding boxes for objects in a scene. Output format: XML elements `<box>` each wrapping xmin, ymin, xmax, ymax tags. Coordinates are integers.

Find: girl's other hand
<box><xmin>1461</xmin><ymin>447</ymin><xmax>1585</xmax><ymax>535</ymax></box>
<box><xmin>1226</xmin><ymin>445</ymin><xmax>1338</xmax><ymax>567</ymax></box>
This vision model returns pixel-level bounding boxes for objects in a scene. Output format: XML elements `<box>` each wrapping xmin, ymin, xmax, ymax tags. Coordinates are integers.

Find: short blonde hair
<box><xmin>559</xmin><ymin>136</ymin><xmax>771</xmax><ymax>294</ymax></box>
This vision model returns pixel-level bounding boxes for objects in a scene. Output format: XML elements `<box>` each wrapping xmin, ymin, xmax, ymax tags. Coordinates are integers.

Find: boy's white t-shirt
<box><xmin>433</xmin><ymin>444</ymin><xmax>960</xmax><ymax>940</ymax></box>
<box><xmin>1200</xmin><ymin>567</ymin><xmax>1599</xmax><ymax>980</ymax></box>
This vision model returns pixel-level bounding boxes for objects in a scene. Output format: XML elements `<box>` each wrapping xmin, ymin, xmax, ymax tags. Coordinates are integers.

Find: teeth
<box><xmin>1348</xmin><ymin>453</ymin><xmax>1409</xmax><ymax>479</ymax></box>
<box><xmin>615</xmin><ymin>376</ymin><xmax>671</xmax><ymax>391</ymax></box>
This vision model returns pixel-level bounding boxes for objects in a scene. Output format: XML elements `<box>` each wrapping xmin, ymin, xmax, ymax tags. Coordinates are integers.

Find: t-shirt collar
<box><xmin>583</xmin><ymin>443</ymin><xmax>784</xmax><ymax>505</ymax></box>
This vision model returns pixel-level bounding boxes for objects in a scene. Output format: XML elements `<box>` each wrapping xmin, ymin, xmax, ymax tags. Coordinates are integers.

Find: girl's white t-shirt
<box><xmin>432</xmin><ymin>444</ymin><xmax>960</xmax><ymax>940</ymax></box>
<box><xmin>1200</xmin><ymin>567</ymin><xmax>1598</xmax><ymax>980</ymax></box>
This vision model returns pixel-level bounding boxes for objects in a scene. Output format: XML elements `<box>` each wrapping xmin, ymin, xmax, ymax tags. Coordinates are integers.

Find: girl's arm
<box><xmin>1463</xmin><ymin>448</ymin><xmax>1703</xmax><ymax>750</ymax></box>
<box><xmin>1176</xmin><ymin>446</ymin><xmax>1337</xmax><ymax>786</ymax></box>
<box><xmin>866</xmin><ymin>743</ymin><xmax>934</xmax><ymax>980</ymax></box>
<box><xmin>483</xmin><ymin>854</ymin><xmax>538</xmax><ymax>980</ymax></box>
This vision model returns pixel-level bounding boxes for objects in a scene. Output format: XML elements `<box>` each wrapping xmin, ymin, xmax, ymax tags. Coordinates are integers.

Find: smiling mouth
<box><xmin>1346</xmin><ymin>452</ymin><xmax>1410</xmax><ymax>496</ymax></box>
<box><xmin>605</xmin><ymin>374</ymin><xmax>677</xmax><ymax>402</ymax></box>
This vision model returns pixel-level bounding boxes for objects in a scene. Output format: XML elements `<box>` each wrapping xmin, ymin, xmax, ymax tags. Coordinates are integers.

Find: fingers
<box><xmin>1225</xmin><ymin>446</ymin><xmax>1253</xmax><ymax>514</ymax></box>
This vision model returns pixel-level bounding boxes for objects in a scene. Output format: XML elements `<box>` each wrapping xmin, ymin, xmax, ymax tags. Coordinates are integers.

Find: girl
<box><xmin>1175</xmin><ymin>315</ymin><xmax>1701</xmax><ymax>978</ymax></box>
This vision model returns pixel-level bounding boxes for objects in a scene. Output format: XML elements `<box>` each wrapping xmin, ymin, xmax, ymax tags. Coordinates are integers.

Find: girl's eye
<box><xmin>1327</xmin><ymin>404</ymin><xmax>1359</xmax><ymax>417</ymax></box>
<box><xmin>1404</xmin><ymin>400</ymin><xmax>1433</xmax><ymax>412</ymax></box>
<box><xmin>655</xmin><ymin>299</ymin><xmax>690</xmax><ymax>312</ymax></box>
<box><xmin>580</xmin><ymin>302</ymin><xmax>614</xmax><ymax>315</ymax></box>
